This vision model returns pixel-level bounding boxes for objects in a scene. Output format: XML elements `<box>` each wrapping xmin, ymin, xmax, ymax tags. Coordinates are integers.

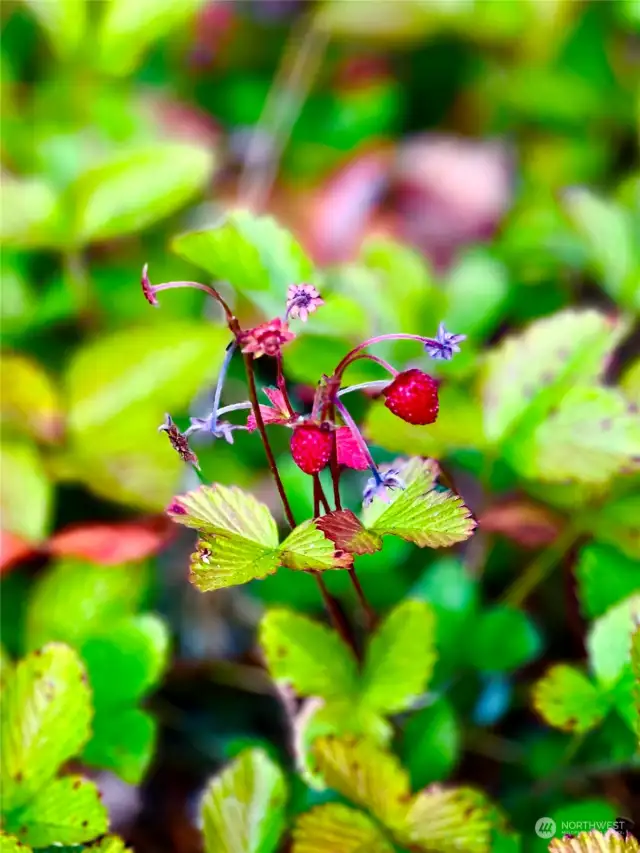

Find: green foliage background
<box><xmin>0</xmin><ymin>0</ymin><xmax>639</xmax><ymax>850</ymax></box>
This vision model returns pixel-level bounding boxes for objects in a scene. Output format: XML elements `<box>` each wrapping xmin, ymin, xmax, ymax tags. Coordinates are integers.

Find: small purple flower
<box><xmin>363</xmin><ymin>468</ymin><xmax>405</xmax><ymax>506</ymax></box>
<box><xmin>141</xmin><ymin>263</ymin><xmax>159</xmax><ymax>307</ymax></box>
<box><xmin>158</xmin><ymin>414</ymin><xmax>199</xmax><ymax>467</ymax></box>
<box><xmin>286</xmin><ymin>283</ymin><xmax>324</xmax><ymax>322</ymax></box>
<box><xmin>185</xmin><ymin>413</ymin><xmax>238</xmax><ymax>444</ymax></box>
<box><xmin>424</xmin><ymin>323</ymin><xmax>466</xmax><ymax>361</ymax></box>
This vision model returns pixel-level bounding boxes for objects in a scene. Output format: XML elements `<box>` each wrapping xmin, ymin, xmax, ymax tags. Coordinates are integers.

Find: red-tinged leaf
<box><xmin>336</xmin><ymin>427</ymin><xmax>369</xmax><ymax>470</ymax></box>
<box><xmin>0</xmin><ymin>530</ymin><xmax>36</xmax><ymax>574</ymax></box>
<box><xmin>246</xmin><ymin>386</ymin><xmax>293</xmax><ymax>431</ymax></box>
<box><xmin>49</xmin><ymin>519</ymin><xmax>173</xmax><ymax>565</ymax></box>
<box><xmin>478</xmin><ymin>500</ymin><xmax>564</xmax><ymax>549</ymax></box>
<box><xmin>316</xmin><ymin>511</ymin><xmax>382</xmax><ymax>556</ymax></box>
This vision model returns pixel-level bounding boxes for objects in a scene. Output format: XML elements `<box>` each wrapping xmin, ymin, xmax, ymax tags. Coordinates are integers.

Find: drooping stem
<box><xmin>144</xmin><ymin>266</ymin><xmax>236</xmax><ymax>325</ymax></box>
<box><xmin>337</xmin><ymin>379</ymin><xmax>390</xmax><ymax>398</ymax></box>
<box><xmin>242</xmin><ymin>352</ymin><xmax>297</xmax><ymax>529</ymax></box>
<box><xmin>209</xmin><ymin>340</ymin><xmax>237</xmax><ymax>431</ymax></box>
<box><xmin>191</xmin><ymin>463</ymin><xmax>209</xmax><ymax>485</ymax></box>
<box><xmin>333</xmin><ymin>332</ymin><xmax>443</xmax><ymax>379</ymax></box>
<box><xmin>334</xmin><ymin>398</ymin><xmax>383</xmax><ymax>486</ymax></box>
<box><xmin>342</xmin><ymin>352</ymin><xmax>398</xmax><ymax>378</ymax></box>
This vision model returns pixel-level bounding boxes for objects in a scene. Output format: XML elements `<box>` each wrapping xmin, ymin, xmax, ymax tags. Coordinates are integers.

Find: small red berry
<box><xmin>382</xmin><ymin>369</ymin><xmax>439</xmax><ymax>425</ymax></box>
<box><xmin>290</xmin><ymin>423</ymin><xmax>332</xmax><ymax>474</ymax></box>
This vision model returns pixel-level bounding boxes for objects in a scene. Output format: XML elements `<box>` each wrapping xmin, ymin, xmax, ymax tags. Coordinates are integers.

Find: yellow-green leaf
<box><xmin>0</xmin><ymin>177</ymin><xmax>63</xmax><ymax>249</ymax></box>
<box><xmin>364</xmin><ymin>458</ymin><xmax>476</xmax><ymax>548</ymax></box>
<box><xmin>200</xmin><ymin>748</ymin><xmax>287</xmax><ymax>853</ymax></box>
<box><xmin>312</xmin><ymin>736</ymin><xmax>410</xmax><ymax>831</ymax></box>
<box><xmin>97</xmin><ymin>0</ymin><xmax>206</xmax><ymax>76</ymax></box>
<box><xmin>0</xmin><ymin>644</ymin><xmax>92</xmax><ymax>812</ymax></box>
<box><xmin>0</xmin><ymin>440</ymin><xmax>52</xmax><ymax>542</ymax></box>
<box><xmin>399</xmin><ymin>786</ymin><xmax>493</xmax><ymax>853</ymax></box>
<box><xmin>279</xmin><ymin>520</ymin><xmax>354</xmax><ymax>571</ymax></box>
<box><xmin>509</xmin><ymin>386</ymin><xmax>640</xmax><ymax>484</ymax></box>
<box><xmin>0</xmin><ymin>353</ymin><xmax>63</xmax><ymax>444</ymax></box>
<box><xmin>482</xmin><ymin>310</ymin><xmax>627</xmax><ymax>444</ymax></box>
<box><xmin>82</xmin><ymin>707</ymin><xmax>156</xmax><ymax>785</ymax></box>
<box><xmin>588</xmin><ymin>595</ymin><xmax>640</xmax><ymax>688</ymax></box>
<box><xmin>22</xmin><ymin>0</ymin><xmax>87</xmax><ymax>60</ymax></box>
<box><xmin>532</xmin><ymin>664</ymin><xmax>610</xmax><ymax>734</ymax></box>
<box><xmin>0</xmin><ymin>833</ymin><xmax>32</xmax><ymax>853</ymax></box>
<box><xmin>292</xmin><ymin>803</ymin><xmax>395</xmax><ymax>853</ymax></box>
<box><xmin>3</xmin><ymin>776</ymin><xmax>107</xmax><ymax>848</ymax></box>
<box><xmin>549</xmin><ymin>829</ymin><xmax>640</xmax><ymax>852</ymax></box>
<box><xmin>168</xmin><ymin>483</ymin><xmax>278</xmax><ymax>544</ymax></box>
<box><xmin>69</xmin><ymin>144</ymin><xmax>215</xmax><ymax>243</ymax></box>
<box><xmin>260</xmin><ymin>609</ymin><xmax>358</xmax><ymax>701</ymax></box>
<box><xmin>360</xmin><ymin>600</ymin><xmax>436</xmax><ymax>714</ymax></box>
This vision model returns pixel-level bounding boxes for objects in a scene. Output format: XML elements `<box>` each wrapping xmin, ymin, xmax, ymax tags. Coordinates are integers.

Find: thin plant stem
<box><xmin>191</xmin><ymin>464</ymin><xmax>209</xmax><ymax>486</ymax></box>
<box><xmin>348</xmin><ymin>566</ymin><xmax>376</xmax><ymax>631</ymax></box>
<box><xmin>329</xmin><ymin>424</ymin><xmax>343</xmax><ymax>511</ymax></box>
<box><xmin>312</xmin><ymin>473</ymin><xmax>355</xmax><ymax>650</ymax></box>
<box><xmin>313</xmin><ymin>474</ymin><xmax>331</xmax><ymax>514</ymax></box>
<box><xmin>242</xmin><ymin>352</ymin><xmax>297</xmax><ymax>529</ymax></box>
<box><xmin>333</xmin><ymin>332</ymin><xmax>443</xmax><ymax>379</ymax></box>
<box><xmin>501</xmin><ymin>526</ymin><xmax>579</xmax><ymax>607</ymax></box>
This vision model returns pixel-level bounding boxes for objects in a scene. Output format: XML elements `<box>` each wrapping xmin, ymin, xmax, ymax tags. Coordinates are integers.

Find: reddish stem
<box><xmin>333</xmin><ymin>332</ymin><xmax>440</xmax><ymax>379</ymax></box>
<box><xmin>276</xmin><ymin>353</ymin><xmax>296</xmax><ymax>416</ymax></box>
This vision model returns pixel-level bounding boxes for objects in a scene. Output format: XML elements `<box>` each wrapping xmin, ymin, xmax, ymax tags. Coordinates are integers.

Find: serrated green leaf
<box><xmin>260</xmin><ymin>609</ymin><xmax>358</xmax><ymax>700</ymax></box>
<box><xmin>0</xmin><ymin>353</ymin><xmax>63</xmax><ymax>444</ymax></box>
<box><xmin>292</xmin><ymin>803</ymin><xmax>395</xmax><ymax>853</ymax></box>
<box><xmin>0</xmin><ymin>177</ymin><xmax>63</xmax><ymax>249</ymax></box>
<box><xmin>610</xmin><ymin>664</ymin><xmax>637</xmax><ymax>738</ymax></box>
<box><xmin>549</xmin><ymin>829</ymin><xmax>640</xmax><ymax>852</ymax></box>
<box><xmin>588</xmin><ymin>595</ymin><xmax>640</xmax><ymax>688</ymax></box>
<box><xmin>582</xmin><ymin>494</ymin><xmax>640</xmax><ymax>560</ymax></box>
<box><xmin>312</xmin><ymin>736</ymin><xmax>410</xmax><ymax>831</ymax></box>
<box><xmin>200</xmin><ymin>748</ymin><xmax>287</xmax><ymax>853</ymax></box>
<box><xmin>0</xmin><ymin>833</ymin><xmax>32</xmax><ymax>853</ymax></box>
<box><xmin>279</xmin><ymin>521</ymin><xmax>354</xmax><ymax>571</ymax></box>
<box><xmin>575</xmin><ymin>543</ymin><xmax>640</xmax><ymax>619</ymax></box>
<box><xmin>360</xmin><ymin>600</ymin><xmax>436</xmax><ymax>714</ymax></box>
<box><xmin>400</xmin><ymin>697</ymin><xmax>461</xmax><ymax>789</ymax></box>
<box><xmin>0</xmin><ymin>644</ymin><xmax>92</xmax><ymax>812</ymax></box>
<box><xmin>482</xmin><ymin>310</ymin><xmax>627</xmax><ymax>444</ymax></box>
<box><xmin>80</xmin><ymin>614</ymin><xmax>169</xmax><ymax>708</ymax></box>
<box><xmin>563</xmin><ymin>188</ymin><xmax>640</xmax><ymax>311</ymax></box>
<box><xmin>189</xmin><ymin>534</ymin><xmax>280</xmax><ymax>591</ymax></box>
<box><xmin>69</xmin><ymin>144</ymin><xmax>214</xmax><ymax>243</ymax></box>
<box><xmin>168</xmin><ymin>483</ymin><xmax>279</xmax><ymax>543</ymax></box>
<box><xmin>294</xmin><ymin>699</ymin><xmax>392</xmax><ymax>790</ymax></box>
<box><xmin>26</xmin><ymin>558</ymin><xmax>148</xmax><ymax>651</ymax></box>
<box><xmin>532</xmin><ymin>664</ymin><xmax>610</xmax><ymax>734</ymax></box>
<box><xmin>171</xmin><ymin>210</ymin><xmax>314</xmax><ymax>318</ymax></box>
<box><xmin>399</xmin><ymin>786</ymin><xmax>492</xmax><ymax>853</ymax></box>
<box><xmin>22</xmin><ymin>0</ymin><xmax>86</xmax><ymax>60</ymax></box>
<box><xmin>97</xmin><ymin>0</ymin><xmax>205</xmax><ymax>76</ymax></box>
<box><xmin>468</xmin><ymin>606</ymin><xmax>541</xmax><ymax>673</ymax></box>
<box><xmin>170</xmin><ymin>483</ymin><xmax>281</xmax><ymax>591</ymax></box>
<box><xmin>0</xmin><ymin>440</ymin><xmax>52</xmax><ymax>542</ymax></box>
<box><xmin>509</xmin><ymin>386</ymin><xmax>640</xmax><ymax>484</ymax></box>
<box><xmin>66</xmin><ymin>321</ymin><xmax>228</xmax><ymax>436</ymax></box>
<box><xmin>3</xmin><ymin>776</ymin><xmax>107</xmax><ymax>848</ymax></box>
<box><xmin>364</xmin><ymin>458</ymin><xmax>476</xmax><ymax>548</ymax></box>
<box><xmin>82</xmin><ymin>707</ymin><xmax>156</xmax><ymax>785</ymax></box>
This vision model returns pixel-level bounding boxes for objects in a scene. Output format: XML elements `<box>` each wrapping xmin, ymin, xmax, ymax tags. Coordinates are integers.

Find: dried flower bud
<box><xmin>158</xmin><ymin>414</ymin><xmax>199</xmax><ymax>467</ymax></box>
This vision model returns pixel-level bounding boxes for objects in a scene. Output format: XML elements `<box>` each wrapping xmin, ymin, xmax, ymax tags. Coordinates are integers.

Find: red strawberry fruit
<box><xmin>382</xmin><ymin>369</ymin><xmax>439</xmax><ymax>425</ymax></box>
<box><xmin>291</xmin><ymin>423</ymin><xmax>333</xmax><ymax>474</ymax></box>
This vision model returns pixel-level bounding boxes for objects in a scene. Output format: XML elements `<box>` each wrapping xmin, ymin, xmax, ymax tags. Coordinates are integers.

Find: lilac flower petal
<box><xmin>424</xmin><ymin>323</ymin><xmax>466</xmax><ymax>360</ymax></box>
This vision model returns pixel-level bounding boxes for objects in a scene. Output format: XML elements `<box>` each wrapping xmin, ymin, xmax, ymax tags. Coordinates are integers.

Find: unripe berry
<box><xmin>290</xmin><ymin>423</ymin><xmax>332</xmax><ymax>474</ymax></box>
<box><xmin>382</xmin><ymin>369</ymin><xmax>439</xmax><ymax>425</ymax></box>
